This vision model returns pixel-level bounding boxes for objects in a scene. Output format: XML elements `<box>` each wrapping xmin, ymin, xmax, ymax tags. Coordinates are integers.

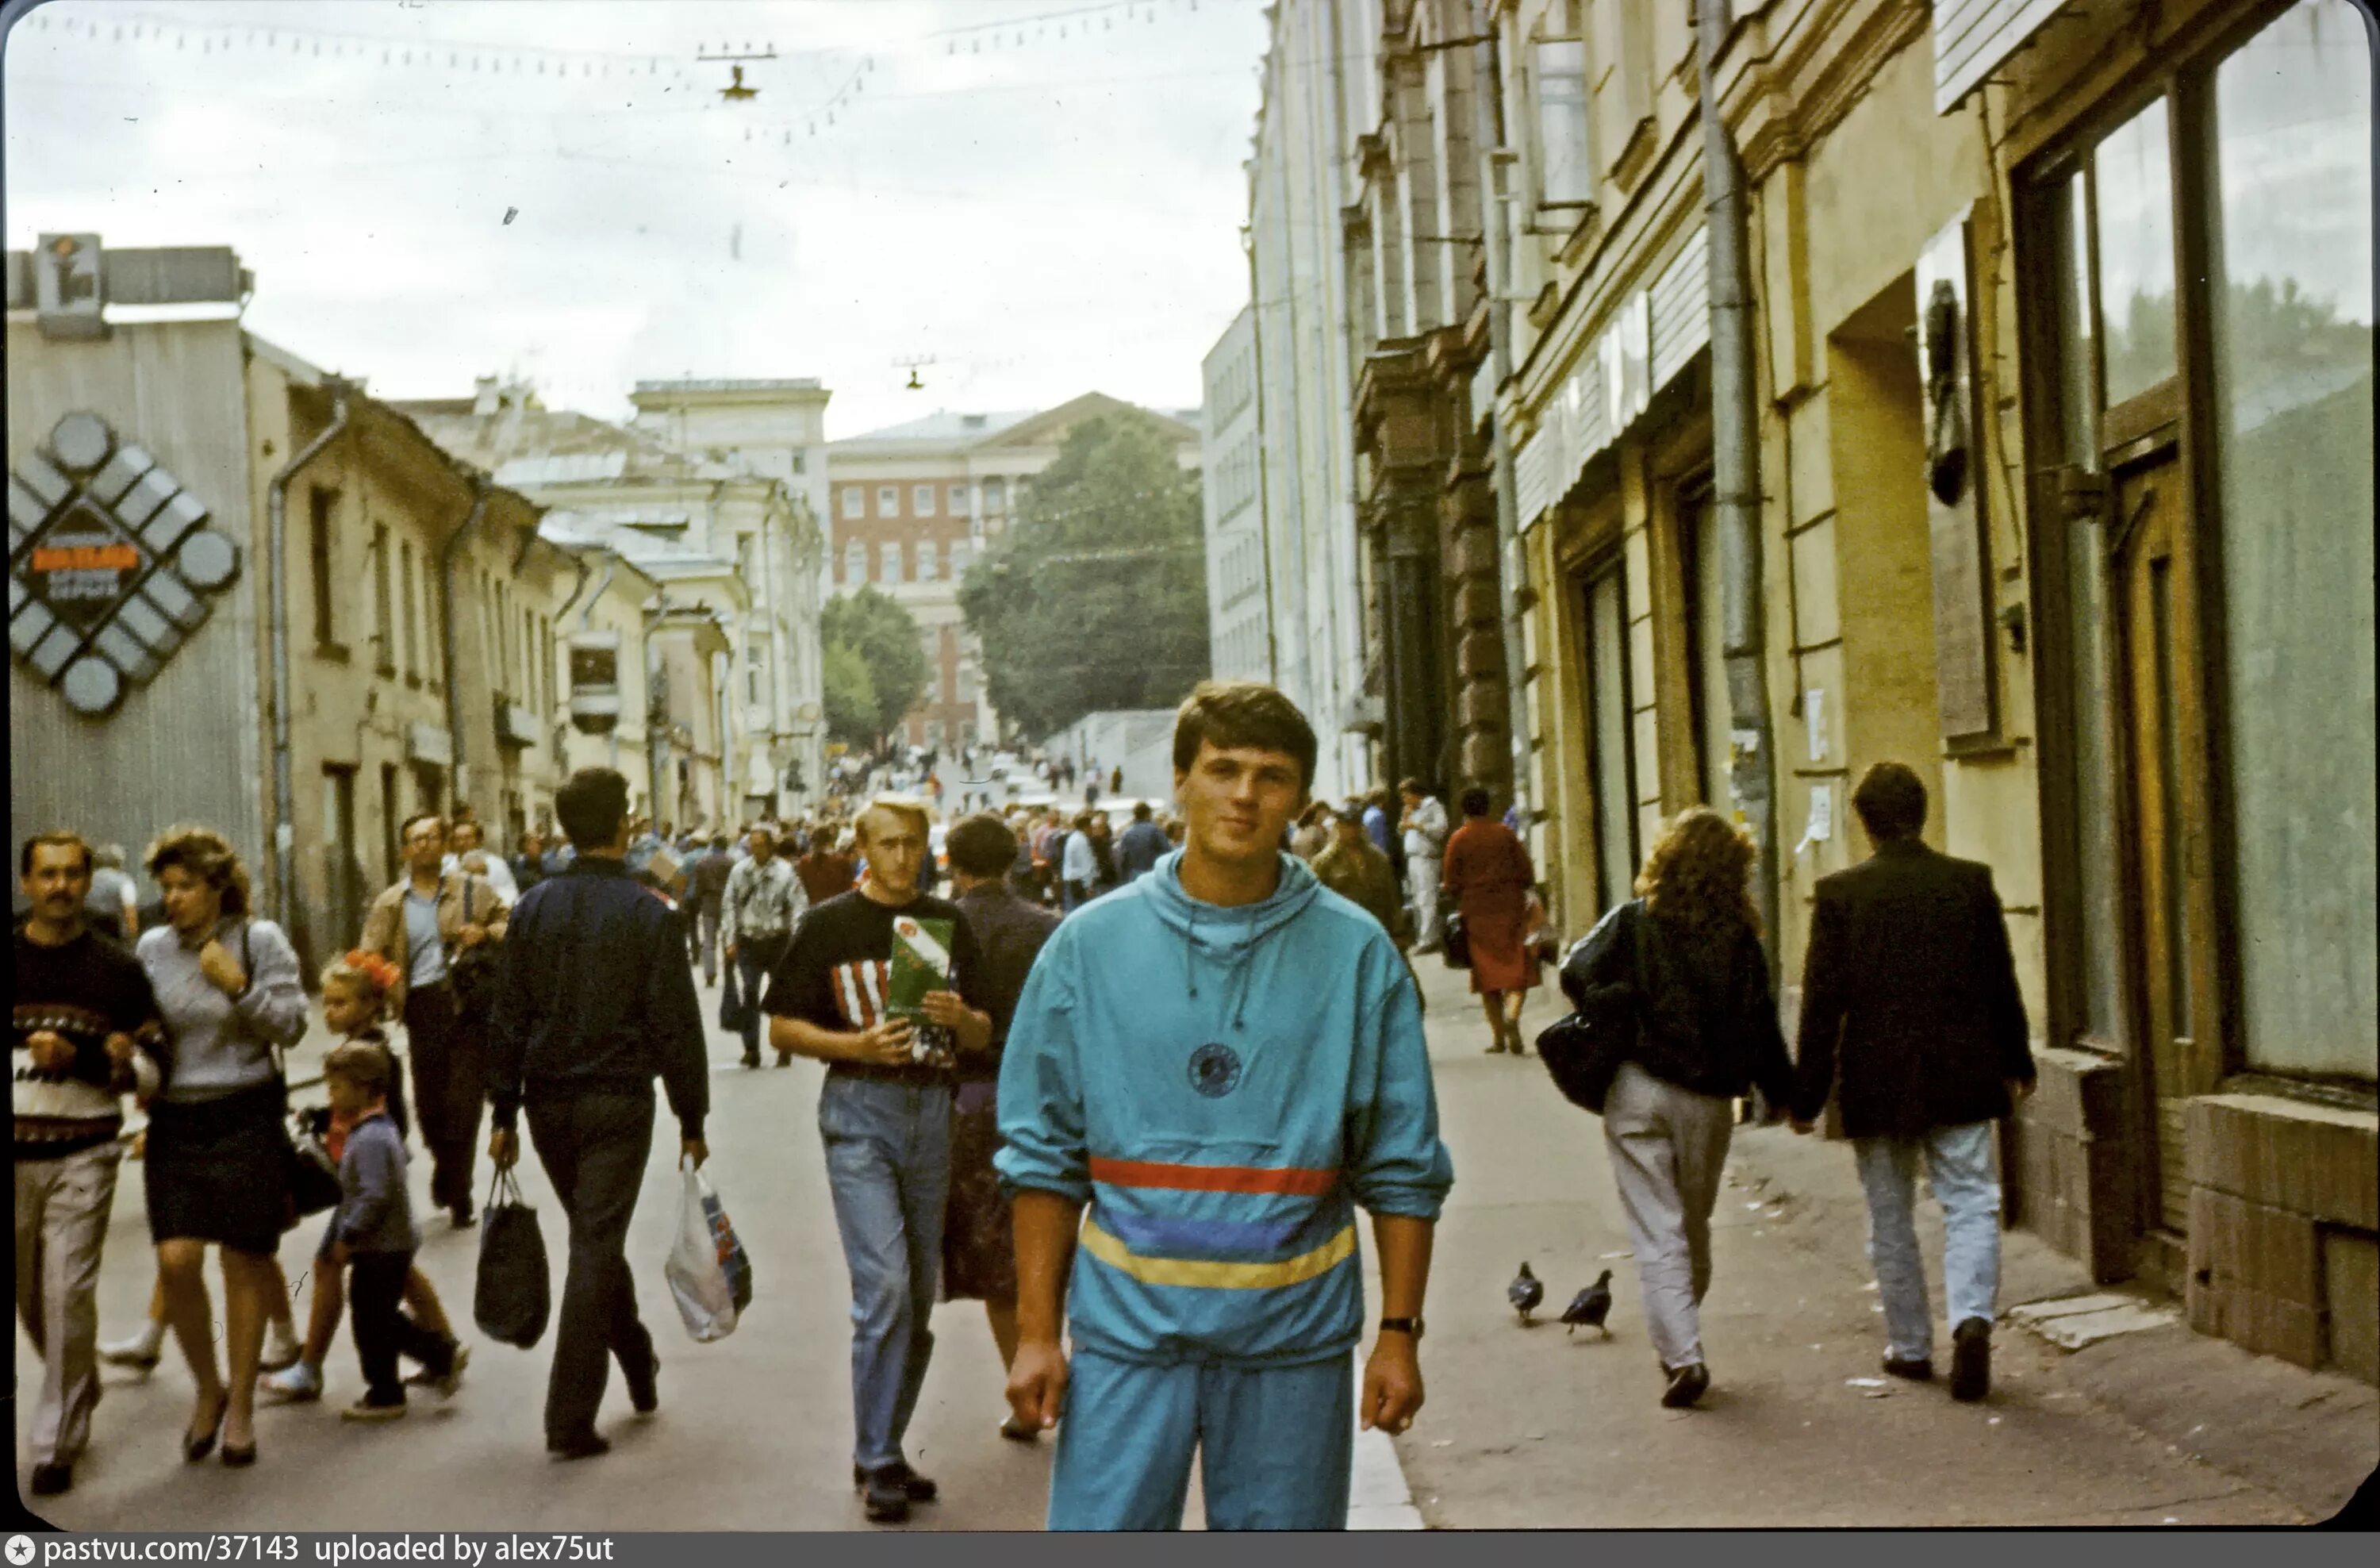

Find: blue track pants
<box><xmin>1047</xmin><ymin>1347</ymin><xmax>1354</xmax><ymax>1531</ymax></box>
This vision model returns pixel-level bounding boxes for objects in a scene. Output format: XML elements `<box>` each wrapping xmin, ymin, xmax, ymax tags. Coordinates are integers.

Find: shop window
<box><xmin>2205</xmin><ymin>0</ymin><xmax>2376</xmax><ymax>1078</ymax></box>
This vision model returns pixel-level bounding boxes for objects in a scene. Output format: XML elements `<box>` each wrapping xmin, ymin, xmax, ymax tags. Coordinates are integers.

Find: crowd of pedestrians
<box><xmin>17</xmin><ymin>678</ymin><xmax>2033</xmax><ymax>1527</ymax></box>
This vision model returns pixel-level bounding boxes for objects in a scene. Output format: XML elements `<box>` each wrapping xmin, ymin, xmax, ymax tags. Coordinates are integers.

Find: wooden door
<box><xmin>2108</xmin><ymin>449</ymin><xmax>2221</xmax><ymax>1243</ymax></box>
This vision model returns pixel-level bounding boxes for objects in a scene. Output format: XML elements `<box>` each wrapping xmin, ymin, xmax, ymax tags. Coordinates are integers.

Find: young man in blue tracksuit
<box><xmin>996</xmin><ymin>681</ymin><xmax>1454</xmax><ymax>1531</ymax></box>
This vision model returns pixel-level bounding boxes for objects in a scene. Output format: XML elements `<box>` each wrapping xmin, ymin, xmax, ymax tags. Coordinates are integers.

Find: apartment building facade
<box><xmin>1460</xmin><ymin>0</ymin><xmax>2371</xmax><ymax>1379</ymax></box>
<box><xmin>7</xmin><ymin>239</ymin><xmax>589</xmax><ymax>967</ymax></box>
<box><xmin>1200</xmin><ymin>306</ymin><xmax>1272</xmax><ymax>684</ymax></box>
<box><xmin>826</xmin><ymin>393</ymin><xmax>1202</xmax><ymax>752</ymax></box>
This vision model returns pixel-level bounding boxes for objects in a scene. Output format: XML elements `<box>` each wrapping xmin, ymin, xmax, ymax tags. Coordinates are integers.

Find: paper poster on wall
<box><xmin>1806</xmin><ymin>688</ymin><xmax>1828</xmax><ymax>763</ymax></box>
<box><xmin>1795</xmin><ymin>784</ymin><xmax>1834</xmax><ymax>859</ymax></box>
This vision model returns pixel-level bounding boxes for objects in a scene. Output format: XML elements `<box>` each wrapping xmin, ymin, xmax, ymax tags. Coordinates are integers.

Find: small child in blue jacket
<box><xmin>321</xmin><ymin>1039</ymin><xmax>465</xmax><ymax>1420</ymax></box>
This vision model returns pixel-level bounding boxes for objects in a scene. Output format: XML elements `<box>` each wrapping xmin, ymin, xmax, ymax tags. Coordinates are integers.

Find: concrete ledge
<box><xmin>2186</xmin><ymin>1093</ymin><xmax>2378</xmax><ymax>1232</ymax></box>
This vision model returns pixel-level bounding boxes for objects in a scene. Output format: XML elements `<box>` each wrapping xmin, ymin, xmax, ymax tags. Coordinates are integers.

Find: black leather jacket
<box><xmin>1560</xmin><ymin>899</ymin><xmax>1794</xmax><ymax>1105</ymax></box>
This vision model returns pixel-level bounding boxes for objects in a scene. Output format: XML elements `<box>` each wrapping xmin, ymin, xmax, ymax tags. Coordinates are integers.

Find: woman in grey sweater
<box><xmin>136</xmin><ymin>827</ymin><xmax>308</xmax><ymax>1469</ymax></box>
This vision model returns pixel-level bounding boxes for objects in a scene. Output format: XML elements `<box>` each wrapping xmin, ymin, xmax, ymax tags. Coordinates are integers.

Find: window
<box><xmin>950</xmin><ymin>539</ymin><xmax>971</xmax><ymax>578</ymax></box>
<box><xmin>844</xmin><ymin>540</ymin><xmax>866</xmax><ymax>584</ymax></box>
<box><xmin>370</xmin><ymin>525</ymin><xmax>393</xmax><ymax>673</ymax></box>
<box><xmin>747</xmin><ymin>638</ymin><xmax>768</xmax><ymax>707</ymax></box>
<box><xmin>876</xmin><ymin>486</ymin><xmax>900</xmax><ymax>517</ymax></box>
<box><xmin>841</xmin><ymin>487</ymin><xmax>863</xmax><ymax>521</ymax></box>
<box><xmin>2094</xmin><ymin>97</ymin><xmax>2179</xmax><ymax>407</ymax></box>
<box><xmin>1677</xmin><ymin>490</ymin><xmax>1733</xmax><ymax>811</ymax></box>
<box><xmin>1581</xmin><ymin>557</ymin><xmax>1637</xmax><ymax>917</ymax></box>
<box><xmin>917</xmin><ymin>539</ymin><xmax>939</xmax><ymax>582</ymax></box>
<box><xmin>913</xmin><ymin>484</ymin><xmax>937</xmax><ymax>517</ymax></box>
<box><xmin>2205</xmin><ymin>0</ymin><xmax>2374</xmax><ymax>1077</ymax></box>
<box><xmin>984</xmin><ymin>479</ymin><xmax>1006</xmax><ymax>512</ymax></box>
<box><xmin>524</xmin><ymin>609</ymin><xmax>539</xmax><ymax>713</ymax></box>
<box><xmin>950</xmin><ymin>482</ymin><xmax>971</xmax><ymax>513</ymax></box>
<box><xmin>399</xmin><ymin>540</ymin><xmax>420</xmax><ymax>680</ymax></box>
<box><xmin>881</xmin><ymin>540</ymin><xmax>904</xmax><ymax>585</ymax></box>
<box><xmin>957</xmin><ymin>663</ymin><xmax>977</xmax><ymax>702</ymax></box>
<box><xmin>789</xmin><ymin>452</ymin><xmax>806</xmax><ymax>475</ymax></box>
<box><xmin>309</xmin><ymin>488</ymin><xmax>338</xmax><ymax>648</ymax></box>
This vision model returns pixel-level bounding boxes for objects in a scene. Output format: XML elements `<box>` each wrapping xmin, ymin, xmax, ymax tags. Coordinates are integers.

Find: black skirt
<box><xmin>941</xmin><ymin>1097</ymin><xmax>1016</xmax><ymax>1305</ymax></box>
<box><xmin>145</xmin><ymin>1081</ymin><xmax>291</xmax><ymax>1255</ymax></box>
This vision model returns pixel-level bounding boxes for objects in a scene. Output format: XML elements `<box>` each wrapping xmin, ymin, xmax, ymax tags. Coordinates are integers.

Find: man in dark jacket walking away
<box><xmin>1791</xmin><ymin>762</ymin><xmax>2034</xmax><ymax>1403</ymax></box>
<box><xmin>486</xmin><ymin>768</ymin><xmax>712</xmax><ymax>1459</ymax></box>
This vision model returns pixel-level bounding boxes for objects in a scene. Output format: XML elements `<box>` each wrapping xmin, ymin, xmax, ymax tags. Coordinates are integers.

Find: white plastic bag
<box><xmin>665</xmin><ymin>1163</ymin><xmax>751</xmax><ymax>1343</ymax></box>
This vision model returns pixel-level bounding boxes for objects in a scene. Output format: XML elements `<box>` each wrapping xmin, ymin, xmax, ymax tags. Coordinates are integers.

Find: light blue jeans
<box><xmin>1852</xmin><ymin>1121</ymin><xmax>2002</xmax><ymax>1363</ymax></box>
<box><xmin>818</xmin><ymin>1074</ymin><xmax>954</xmax><ymax>1473</ymax></box>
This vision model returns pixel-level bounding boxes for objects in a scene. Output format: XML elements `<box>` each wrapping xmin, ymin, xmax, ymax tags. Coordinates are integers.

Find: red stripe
<box><xmin>1089</xmin><ymin>1157</ymin><xmax>1337</xmax><ymax>1197</ymax></box>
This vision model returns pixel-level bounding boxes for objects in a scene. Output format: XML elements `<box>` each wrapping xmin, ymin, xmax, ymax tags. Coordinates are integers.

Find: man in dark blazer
<box><xmin>1791</xmin><ymin>762</ymin><xmax>2034</xmax><ymax>1402</ymax></box>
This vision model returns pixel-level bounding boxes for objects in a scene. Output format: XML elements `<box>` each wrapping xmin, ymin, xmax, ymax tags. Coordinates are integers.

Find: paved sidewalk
<box><xmin>1388</xmin><ymin>955</ymin><xmax>2374</xmax><ymax>1526</ymax></box>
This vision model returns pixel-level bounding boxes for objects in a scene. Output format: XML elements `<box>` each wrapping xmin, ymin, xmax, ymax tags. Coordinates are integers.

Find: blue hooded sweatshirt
<box><xmin>995</xmin><ymin>848</ymin><xmax>1454</xmax><ymax>1369</ymax></box>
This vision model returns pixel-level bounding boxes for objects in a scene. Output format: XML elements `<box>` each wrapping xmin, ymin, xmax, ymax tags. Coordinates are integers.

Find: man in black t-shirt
<box><xmin>15</xmin><ymin>831</ymin><xmax>166</xmax><ymax>1497</ymax></box>
<box><xmin>765</xmin><ymin>797</ymin><xmax>991</xmax><ymax>1525</ymax></box>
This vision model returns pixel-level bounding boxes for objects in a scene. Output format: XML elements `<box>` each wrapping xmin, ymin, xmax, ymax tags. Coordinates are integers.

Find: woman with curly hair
<box><xmin>1559</xmin><ymin>807</ymin><xmax>1794</xmax><ymax>1409</ymax></box>
<box><xmin>135</xmin><ymin>826</ymin><xmax>308</xmax><ymax>1466</ymax></box>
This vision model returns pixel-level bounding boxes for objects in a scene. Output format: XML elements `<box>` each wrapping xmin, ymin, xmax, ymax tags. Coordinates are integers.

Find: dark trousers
<box><xmin>404</xmin><ymin>982</ymin><xmax>485</xmax><ymax>1216</ymax></box>
<box><xmin>525</xmin><ymin>1092</ymin><xmax>657</xmax><ymax>1443</ymax></box>
<box><xmin>735</xmin><ymin>938</ymin><xmax>787</xmax><ymax>1063</ymax></box>
<box><xmin>349</xmin><ymin>1251</ymin><xmax>454</xmax><ymax>1405</ymax></box>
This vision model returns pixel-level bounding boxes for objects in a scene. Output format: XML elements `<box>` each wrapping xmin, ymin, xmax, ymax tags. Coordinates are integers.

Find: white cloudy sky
<box><xmin>5</xmin><ymin>0</ymin><xmax>1270</xmax><ymax>436</ymax></box>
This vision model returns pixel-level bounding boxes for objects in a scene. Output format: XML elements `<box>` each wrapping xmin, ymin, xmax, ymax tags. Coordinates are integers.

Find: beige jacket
<box><xmin>359</xmin><ymin>871</ymin><xmax>509</xmax><ymax>1013</ymax></box>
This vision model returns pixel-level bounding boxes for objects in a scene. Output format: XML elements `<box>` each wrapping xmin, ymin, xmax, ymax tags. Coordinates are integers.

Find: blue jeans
<box><xmin>1049</xmin><ymin>1349</ymin><xmax>1355</xmax><ymax>1531</ymax></box>
<box><xmin>818</xmin><ymin>1074</ymin><xmax>953</xmax><ymax>1472</ymax></box>
<box><xmin>1852</xmin><ymin>1120</ymin><xmax>2002</xmax><ymax>1362</ymax></box>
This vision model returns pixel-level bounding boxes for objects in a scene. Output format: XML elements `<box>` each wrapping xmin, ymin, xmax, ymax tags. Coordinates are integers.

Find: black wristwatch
<box><xmin>1378</xmin><ymin>1316</ymin><xmax>1425</xmax><ymax>1340</ymax></box>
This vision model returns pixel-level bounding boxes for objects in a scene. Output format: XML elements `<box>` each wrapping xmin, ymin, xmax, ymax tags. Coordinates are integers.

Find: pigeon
<box><xmin>1508</xmin><ymin>1262</ymin><xmax>1544</xmax><ymax>1324</ymax></box>
<box><xmin>1562</xmin><ymin>1270</ymin><xmax>1614</xmax><ymax>1338</ymax></box>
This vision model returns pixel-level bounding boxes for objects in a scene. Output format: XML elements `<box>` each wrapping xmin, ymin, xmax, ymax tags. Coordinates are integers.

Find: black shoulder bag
<box><xmin>239</xmin><ymin>920</ymin><xmax>341</xmax><ymax>1219</ymax></box>
<box><xmin>1534</xmin><ymin>901</ymin><xmax>1649</xmax><ymax>1116</ymax></box>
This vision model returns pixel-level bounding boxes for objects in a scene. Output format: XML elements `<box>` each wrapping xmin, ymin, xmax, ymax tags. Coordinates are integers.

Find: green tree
<box><xmin>820</xmin><ymin>585</ymin><xmax>930</xmax><ymax>747</ymax></box>
<box><xmin>820</xmin><ymin>636</ymin><xmax>880</xmax><ymax>748</ymax></box>
<box><xmin>958</xmin><ymin>412</ymin><xmax>1211</xmax><ymax>740</ymax></box>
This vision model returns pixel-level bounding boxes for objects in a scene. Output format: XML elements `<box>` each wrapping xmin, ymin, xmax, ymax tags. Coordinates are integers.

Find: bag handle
<box><xmin>486</xmin><ymin>1162</ymin><xmax>525</xmax><ymax>1211</ymax></box>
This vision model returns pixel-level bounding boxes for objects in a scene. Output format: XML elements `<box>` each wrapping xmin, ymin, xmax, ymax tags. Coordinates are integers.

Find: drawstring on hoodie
<box><xmin>1169</xmin><ymin>855</ymin><xmax>1307</xmax><ymax>1032</ymax></box>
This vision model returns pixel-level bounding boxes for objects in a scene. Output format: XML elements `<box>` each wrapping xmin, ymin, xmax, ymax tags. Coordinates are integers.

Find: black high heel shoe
<box><xmin>221</xmin><ymin>1439</ymin><xmax>257</xmax><ymax>1468</ymax></box>
<box><xmin>184</xmin><ymin>1397</ymin><xmax>227</xmax><ymax>1463</ymax></box>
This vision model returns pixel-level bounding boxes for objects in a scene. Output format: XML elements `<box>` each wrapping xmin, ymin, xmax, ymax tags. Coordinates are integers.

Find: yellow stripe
<box><xmin>1078</xmin><ymin>1218</ymin><xmax>1357</xmax><ymax>1289</ymax></box>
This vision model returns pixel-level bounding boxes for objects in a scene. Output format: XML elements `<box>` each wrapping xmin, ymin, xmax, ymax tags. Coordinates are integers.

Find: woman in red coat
<box><xmin>1441</xmin><ymin>787</ymin><xmax>1541</xmax><ymax>1053</ymax></box>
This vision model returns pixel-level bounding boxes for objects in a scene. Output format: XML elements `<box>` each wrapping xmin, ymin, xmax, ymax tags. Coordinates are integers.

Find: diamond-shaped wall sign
<box><xmin>9</xmin><ymin>412</ymin><xmax>242</xmax><ymax>718</ymax></box>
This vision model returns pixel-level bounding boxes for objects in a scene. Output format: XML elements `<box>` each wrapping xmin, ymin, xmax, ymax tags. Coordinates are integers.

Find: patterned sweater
<box><xmin>14</xmin><ymin>924</ymin><xmax>165</xmax><ymax>1159</ymax></box>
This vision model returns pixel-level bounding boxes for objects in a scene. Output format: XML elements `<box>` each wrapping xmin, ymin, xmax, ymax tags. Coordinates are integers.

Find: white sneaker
<box><xmin>262</xmin><ymin>1321</ymin><xmax>305</xmax><ymax>1374</ymax></box>
<box><xmin>98</xmin><ymin>1324</ymin><xmax>163</xmax><ymax>1370</ymax></box>
<box><xmin>260</xmin><ymin>1360</ymin><xmax>324</xmax><ymax>1403</ymax></box>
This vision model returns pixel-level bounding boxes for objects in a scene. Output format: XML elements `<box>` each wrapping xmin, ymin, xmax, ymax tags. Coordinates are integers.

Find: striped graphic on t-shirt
<box><xmin>831</xmin><ymin>959</ymin><xmax>894</xmax><ymax>1030</ymax></box>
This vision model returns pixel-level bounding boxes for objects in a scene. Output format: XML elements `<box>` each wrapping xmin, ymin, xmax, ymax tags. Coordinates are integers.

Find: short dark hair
<box><xmin>1851</xmin><ymin>762</ymin><xmax>1928</xmax><ymax>842</ymax></box>
<box><xmin>398</xmin><ymin>812</ymin><xmax>445</xmax><ymax>845</ymax></box>
<box><xmin>324</xmin><ymin>1039</ymin><xmax>393</xmax><ymax>1096</ymax></box>
<box><xmin>946</xmin><ymin>813</ymin><xmax>1019</xmax><ymax>878</ymax></box>
<box><xmin>1172</xmin><ymin>680</ymin><xmax>1318</xmax><ymax>794</ymax></box>
<box><xmin>1399</xmin><ymin>778</ymin><xmax>1426</xmax><ymax>797</ymax></box>
<box><xmin>712</xmin><ymin>834</ymin><xmax>731</xmax><ymax>850</ymax></box>
<box><xmin>20</xmin><ymin>831</ymin><xmax>92</xmax><ymax>878</ymax></box>
<box><xmin>1132</xmin><ymin>801</ymin><xmax>1153</xmax><ymax>821</ymax></box>
<box><xmin>555</xmin><ymin>768</ymin><xmax>631</xmax><ymax>850</ymax></box>
<box><xmin>1461</xmin><ymin>787</ymin><xmax>1491</xmax><ymax>818</ymax></box>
